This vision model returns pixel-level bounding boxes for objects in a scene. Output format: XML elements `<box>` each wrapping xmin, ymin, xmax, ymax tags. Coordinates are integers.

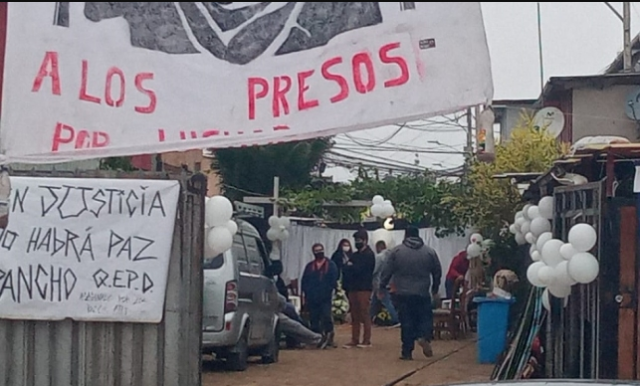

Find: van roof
<box><xmin>236</xmin><ymin>218</ymin><xmax>261</xmax><ymax>239</ymax></box>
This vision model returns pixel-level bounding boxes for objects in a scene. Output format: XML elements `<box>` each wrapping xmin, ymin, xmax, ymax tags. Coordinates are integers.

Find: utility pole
<box><xmin>623</xmin><ymin>2</ymin><xmax>632</xmax><ymax>71</ymax></box>
<box><xmin>605</xmin><ymin>2</ymin><xmax>633</xmax><ymax>71</ymax></box>
<box><xmin>463</xmin><ymin>107</ymin><xmax>473</xmax><ymax>184</ymax></box>
<box><xmin>536</xmin><ymin>2</ymin><xmax>544</xmax><ymax>91</ymax></box>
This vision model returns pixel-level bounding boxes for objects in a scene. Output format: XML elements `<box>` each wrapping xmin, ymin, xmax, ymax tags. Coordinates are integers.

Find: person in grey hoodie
<box><xmin>369</xmin><ymin>240</ymin><xmax>400</xmax><ymax>326</ymax></box>
<box><xmin>380</xmin><ymin>226</ymin><xmax>442</xmax><ymax>361</ymax></box>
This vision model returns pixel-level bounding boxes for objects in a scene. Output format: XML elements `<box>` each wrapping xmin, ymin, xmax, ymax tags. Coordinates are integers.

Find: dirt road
<box><xmin>203</xmin><ymin>324</ymin><xmax>492</xmax><ymax>386</ymax></box>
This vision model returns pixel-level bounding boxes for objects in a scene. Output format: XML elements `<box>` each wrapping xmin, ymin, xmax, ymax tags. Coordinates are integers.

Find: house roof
<box><xmin>535</xmin><ymin>73</ymin><xmax>640</xmax><ymax>106</ymax></box>
<box><xmin>492</xmin><ymin>99</ymin><xmax>537</xmax><ymax>106</ymax></box>
<box><xmin>604</xmin><ymin>33</ymin><xmax>640</xmax><ymax>74</ymax></box>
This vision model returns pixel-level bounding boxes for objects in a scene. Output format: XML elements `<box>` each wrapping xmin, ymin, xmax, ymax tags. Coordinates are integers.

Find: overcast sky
<box><xmin>325</xmin><ymin>2</ymin><xmax>640</xmax><ymax>182</ymax></box>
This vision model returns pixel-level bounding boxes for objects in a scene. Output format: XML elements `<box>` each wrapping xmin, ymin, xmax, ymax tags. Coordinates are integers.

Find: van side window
<box><xmin>232</xmin><ymin>234</ymin><xmax>249</xmax><ymax>273</ymax></box>
<box><xmin>244</xmin><ymin>235</ymin><xmax>264</xmax><ymax>276</ymax></box>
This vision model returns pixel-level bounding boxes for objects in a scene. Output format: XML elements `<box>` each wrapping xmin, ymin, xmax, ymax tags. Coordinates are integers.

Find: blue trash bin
<box><xmin>473</xmin><ymin>296</ymin><xmax>515</xmax><ymax>364</ymax></box>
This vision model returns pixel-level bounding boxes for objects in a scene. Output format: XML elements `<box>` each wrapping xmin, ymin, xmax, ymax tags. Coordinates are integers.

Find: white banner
<box><xmin>0</xmin><ymin>177</ymin><xmax>180</xmax><ymax>323</ymax></box>
<box><xmin>1</xmin><ymin>2</ymin><xmax>493</xmax><ymax>163</ymax></box>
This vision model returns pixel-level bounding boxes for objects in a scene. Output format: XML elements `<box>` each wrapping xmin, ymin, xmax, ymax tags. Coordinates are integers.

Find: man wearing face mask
<box><xmin>342</xmin><ymin>229</ymin><xmax>376</xmax><ymax>349</ymax></box>
<box><xmin>301</xmin><ymin>243</ymin><xmax>339</xmax><ymax>347</ymax></box>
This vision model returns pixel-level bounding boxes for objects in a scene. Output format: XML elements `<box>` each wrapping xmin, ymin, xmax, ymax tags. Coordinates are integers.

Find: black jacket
<box><xmin>301</xmin><ymin>258</ymin><xmax>339</xmax><ymax>304</ymax></box>
<box><xmin>342</xmin><ymin>246</ymin><xmax>376</xmax><ymax>292</ymax></box>
<box><xmin>380</xmin><ymin>237</ymin><xmax>442</xmax><ymax>297</ymax></box>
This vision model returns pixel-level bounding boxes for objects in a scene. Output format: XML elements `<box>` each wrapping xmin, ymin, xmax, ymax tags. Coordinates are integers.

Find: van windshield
<box><xmin>203</xmin><ymin>254</ymin><xmax>224</xmax><ymax>270</ymax></box>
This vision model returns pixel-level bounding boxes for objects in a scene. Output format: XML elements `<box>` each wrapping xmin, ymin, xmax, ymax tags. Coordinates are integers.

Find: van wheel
<box><xmin>261</xmin><ymin>324</ymin><xmax>280</xmax><ymax>364</ymax></box>
<box><xmin>226</xmin><ymin>330</ymin><xmax>249</xmax><ymax>372</ymax></box>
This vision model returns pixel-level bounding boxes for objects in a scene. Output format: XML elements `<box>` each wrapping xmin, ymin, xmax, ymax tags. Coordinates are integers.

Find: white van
<box><xmin>202</xmin><ymin>219</ymin><xmax>280</xmax><ymax>371</ymax></box>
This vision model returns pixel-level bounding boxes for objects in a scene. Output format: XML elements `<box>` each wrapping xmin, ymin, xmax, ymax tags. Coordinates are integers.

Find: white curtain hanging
<box><xmin>281</xmin><ymin>224</ymin><xmax>469</xmax><ymax>296</ymax></box>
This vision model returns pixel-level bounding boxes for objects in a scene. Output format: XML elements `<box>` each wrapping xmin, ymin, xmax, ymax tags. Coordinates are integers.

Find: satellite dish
<box><xmin>624</xmin><ymin>88</ymin><xmax>640</xmax><ymax>120</ymax></box>
<box><xmin>532</xmin><ymin>107</ymin><xmax>565</xmax><ymax>138</ymax></box>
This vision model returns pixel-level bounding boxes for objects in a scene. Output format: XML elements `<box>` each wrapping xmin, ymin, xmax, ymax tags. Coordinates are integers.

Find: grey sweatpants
<box><xmin>278</xmin><ymin>312</ymin><xmax>322</xmax><ymax>345</ymax></box>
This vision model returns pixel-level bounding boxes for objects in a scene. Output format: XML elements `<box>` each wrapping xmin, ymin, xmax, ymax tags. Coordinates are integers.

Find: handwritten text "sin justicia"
<box><xmin>11</xmin><ymin>184</ymin><xmax>168</xmax><ymax>219</ymax></box>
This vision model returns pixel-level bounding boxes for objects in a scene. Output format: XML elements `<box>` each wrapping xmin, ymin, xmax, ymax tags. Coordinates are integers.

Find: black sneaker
<box><xmin>417</xmin><ymin>338</ymin><xmax>433</xmax><ymax>357</ymax></box>
<box><xmin>317</xmin><ymin>334</ymin><xmax>329</xmax><ymax>349</ymax></box>
<box><xmin>400</xmin><ymin>354</ymin><xmax>413</xmax><ymax>361</ymax></box>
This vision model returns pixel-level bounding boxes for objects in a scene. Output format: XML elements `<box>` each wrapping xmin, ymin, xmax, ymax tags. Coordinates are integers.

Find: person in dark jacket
<box><xmin>380</xmin><ymin>226</ymin><xmax>442</xmax><ymax>360</ymax></box>
<box><xmin>331</xmin><ymin>239</ymin><xmax>353</xmax><ymax>288</ymax></box>
<box><xmin>301</xmin><ymin>243</ymin><xmax>339</xmax><ymax>345</ymax></box>
<box><xmin>342</xmin><ymin>229</ymin><xmax>376</xmax><ymax>348</ymax></box>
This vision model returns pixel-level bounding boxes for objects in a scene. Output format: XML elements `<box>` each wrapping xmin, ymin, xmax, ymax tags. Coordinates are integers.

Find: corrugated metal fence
<box><xmin>0</xmin><ymin>170</ymin><xmax>205</xmax><ymax>386</ymax></box>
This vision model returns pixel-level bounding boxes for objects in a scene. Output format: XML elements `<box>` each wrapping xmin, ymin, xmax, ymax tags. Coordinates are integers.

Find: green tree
<box><xmin>211</xmin><ymin>138</ymin><xmax>333</xmax><ymax>201</ymax></box>
<box><xmin>443</xmin><ymin>112</ymin><xmax>569</xmax><ymax>269</ymax></box>
<box><xmin>99</xmin><ymin>157</ymin><xmax>136</xmax><ymax>171</ymax></box>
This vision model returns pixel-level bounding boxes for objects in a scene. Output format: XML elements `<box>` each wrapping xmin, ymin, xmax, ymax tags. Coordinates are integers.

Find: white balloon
<box><xmin>520</xmin><ymin>220</ymin><xmax>531</xmax><ymax>235</ymax></box>
<box><xmin>554</xmin><ymin>260</ymin><xmax>577</xmax><ymax>286</ymax></box>
<box><xmin>529</xmin><ymin>244</ymin><xmax>537</xmax><ymax>255</ymax></box>
<box><xmin>538</xmin><ymin>196</ymin><xmax>554</xmax><ymax>220</ymax></box>
<box><xmin>538</xmin><ymin>265</ymin><xmax>557</xmax><ymax>286</ymax></box>
<box><xmin>207</xmin><ymin>227</ymin><xmax>233</xmax><ymax>256</ymax></box>
<box><xmin>509</xmin><ymin>224</ymin><xmax>518</xmax><ymax>235</ymax></box>
<box><xmin>541</xmin><ymin>239</ymin><xmax>564</xmax><ymax>267</ymax></box>
<box><xmin>268</xmin><ymin>215</ymin><xmax>280</xmax><ymax>228</ymax></box>
<box><xmin>266</xmin><ymin>228</ymin><xmax>279</xmax><ymax>241</ymax></box>
<box><xmin>382</xmin><ymin>204</ymin><xmax>395</xmax><ymax>217</ymax></box>
<box><xmin>205</xmin><ymin>196</ymin><xmax>233</xmax><ymax>227</ymax></box>
<box><xmin>567</xmin><ymin>252</ymin><xmax>600</xmax><ymax>284</ymax></box>
<box><xmin>542</xmin><ymin>289</ymin><xmax>551</xmax><ymax>311</ymax></box>
<box><xmin>527</xmin><ymin>205</ymin><xmax>541</xmax><ymax>220</ymax></box>
<box><xmin>530</xmin><ymin>217</ymin><xmax>551</xmax><ymax>237</ymax></box>
<box><xmin>515</xmin><ymin>217</ymin><xmax>526</xmax><ymax>228</ymax></box>
<box><xmin>279</xmin><ymin>229</ymin><xmax>290</xmax><ymax>241</ymax></box>
<box><xmin>279</xmin><ymin>216</ymin><xmax>291</xmax><ymax>228</ymax></box>
<box><xmin>522</xmin><ymin>204</ymin><xmax>533</xmax><ymax>220</ymax></box>
<box><xmin>470</xmin><ymin>233</ymin><xmax>483</xmax><ymax>243</ymax></box>
<box><xmin>542</xmin><ymin>289</ymin><xmax>569</xmax><ymax>311</ymax></box>
<box><xmin>536</xmin><ymin>232</ymin><xmax>553</xmax><ymax>252</ymax></box>
<box><xmin>515</xmin><ymin>232</ymin><xmax>526</xmax><ymax>245</ymax></box>
<box><xmin>372</xmin><ymin>195</ymin><xmax>384</xmax><ymax>205</ymax></box>
<box><xmin>383</xmin><ymin>199</ymin><xmax>392</xmax><ymax>206</ymax></box>
<box><xmin>515</xmin><ymin>211</ymin><xmax>524</xmax><ymax>221</ymax></box>
<box><xmin>204</xmin><ymin>229</ymin><xmax>217</xmax><ymax>257</ymax></box>
<box><xmin>371</xmin><ymin>204</ymin><xmax>383</xmax><ymax>217</ymax></box>
<box><xmin>527</xmin><ymin>261</ymin><xmax>546</xmax><ymax>287</ymax></box>
<box><xmin>467</xmin><ymin>243</ymin><xmax>482</xmax><ymax>258</ymax></box>
<box><xmin>560</xmin><ymin>243</ymin><xmax>578</xmax><ymax>260</ymax></box>
<box><xmin>568</xmin><ymin>223</ymin><xmax>597</xmax><ymax>253</ymax></box>
<box><xmin>531</xmin><ymin>250</ymin><xmax>541</xmax><ymax>262</ymax></box>
<box><xmin>525</xmin><ymin>232</ymin><xmax>537</xmax><ymax>244</ymax></box>
<box><xmin>224</xmin><ymin>220</ymin><xmax>238</xmax><ymax>235</ymax></box>
<box><xmin>548</xmin><ymin>282</ymin><xmax>572</xmax><ymax>298</ymax></box>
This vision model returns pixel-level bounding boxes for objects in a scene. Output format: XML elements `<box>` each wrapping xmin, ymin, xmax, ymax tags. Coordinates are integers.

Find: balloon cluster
<box><xmin>204</xmin><ymin>196</ymin><xmax>238</xmax><ymax>257</ymax></box>
<box><xmin>466</xmin><ymin>233</ymin><xmax>494</xmax><ymax>259</ymax></box>
<box><xmin>266</xmin><ymin>215</ymin><xmax>291</xmax><ymax>242</ymax></box>
<box><xmin>520</xmin><ymin>200</ymin><xmax>600</xmax><ymax>310</ymax></box>
<box><xmin>370</xmin><ymin>195</ymin><xmax>395</xmax><ymax>218</ymax></box>
<box><xmin>509</xmin><ymin>196</ymin><xmax>554</xmax><ymax>246</ymax></box>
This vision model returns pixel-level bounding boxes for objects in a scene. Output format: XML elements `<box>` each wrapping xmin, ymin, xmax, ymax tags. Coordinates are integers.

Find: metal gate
<box><xmin>0</xmin><ymin>169</ymin><xmax>206</xmax><ymax>386</ymax></box>
<box><xmin>548</xmin><ymin>180</ymin><xmax>605</xmax><ymax>379</ymax></box>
